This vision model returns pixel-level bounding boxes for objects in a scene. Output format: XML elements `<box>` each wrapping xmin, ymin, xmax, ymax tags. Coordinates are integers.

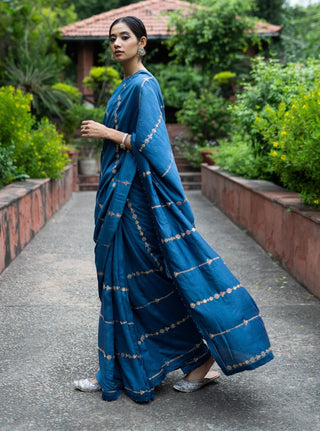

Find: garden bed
<box><xmin>202</xmin><ymin>164</ymin><xmax>320</xmax><ymax>299</ymax></box>
<box><xmin>0</xmin><ymin>163</ymin><xmax>75</xmax><ymax>275</ymax></box>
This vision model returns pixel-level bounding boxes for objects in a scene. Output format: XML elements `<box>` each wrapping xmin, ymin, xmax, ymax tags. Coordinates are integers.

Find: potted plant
<box><xmin>199</xmin><ymin>143</ymin><xmax>219</xmax><ymax>166</ymax></box>
<box><xmin>76</xmin><ymin>138</ymin><xmax>102</xmax><ymax>175</ymax></box>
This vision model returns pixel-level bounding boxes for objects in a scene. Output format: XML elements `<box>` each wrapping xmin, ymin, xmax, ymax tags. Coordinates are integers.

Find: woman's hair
<box><xmin>109</xmin><ymin>16</ymin><xmax>147</xmax><ymax>41</ymax></box>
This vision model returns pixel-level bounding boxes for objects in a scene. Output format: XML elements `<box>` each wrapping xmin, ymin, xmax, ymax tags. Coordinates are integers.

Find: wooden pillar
<box><xmin>77</xmin><ymin>41</ymin><xmax>95</xmax><ymax>102</ymax></box>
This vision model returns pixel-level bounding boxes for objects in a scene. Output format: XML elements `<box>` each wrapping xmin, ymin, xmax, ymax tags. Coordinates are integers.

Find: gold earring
<box><xmin>137</xmin><ymin>47</ymin><xmax>146</xmax><ymax>57</ymax></box>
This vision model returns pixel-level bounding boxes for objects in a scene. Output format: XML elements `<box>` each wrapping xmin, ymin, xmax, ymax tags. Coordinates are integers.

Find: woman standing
<box><xmin>74</xmin><ymin>16</ymin><xmax>273</xmax><ymax>402</ymax></box>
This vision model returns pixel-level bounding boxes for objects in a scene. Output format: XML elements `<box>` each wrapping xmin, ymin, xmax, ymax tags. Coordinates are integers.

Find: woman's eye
<box><xmin>122</xmin><ymin>35</ymin><xmax>130</xmax><ymax>40</ymax></box>
<box><xmin>110</xmin><ymin>37</ymin><xmax>116</xmax><ymax>42</ymax></box>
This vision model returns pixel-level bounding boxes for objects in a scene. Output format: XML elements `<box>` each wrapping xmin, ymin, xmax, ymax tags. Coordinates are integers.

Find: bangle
<box><xmin>120</xmin><ymin>133</ymin><xmax>128</xmax><ymax>150</ymax></box>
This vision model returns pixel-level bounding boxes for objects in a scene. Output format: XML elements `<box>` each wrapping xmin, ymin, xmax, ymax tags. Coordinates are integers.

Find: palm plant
<box><xmin>5</xmin><ymin>48</ymin><xmax>73</xmax><ymax>119</ymax></box>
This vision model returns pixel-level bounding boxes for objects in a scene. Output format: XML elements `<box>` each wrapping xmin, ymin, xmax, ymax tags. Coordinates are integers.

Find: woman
<box><xmin>74</xmin><ymin>16</ymin><xmax>273</xmax><ymax>403</ymax></box>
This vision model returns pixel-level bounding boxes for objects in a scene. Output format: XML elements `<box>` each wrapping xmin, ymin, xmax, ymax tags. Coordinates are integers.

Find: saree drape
<box><xmin>94</xmin><ymin>70</ymin><xmax>273</xmax><ymax>402</ymax></box>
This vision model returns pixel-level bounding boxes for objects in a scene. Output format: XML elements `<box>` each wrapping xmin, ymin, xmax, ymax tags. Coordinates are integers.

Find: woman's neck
<box><xmin>122</xmin><ymin>61</ymin><xmax>146</xmax><ymax>79</ymax></box>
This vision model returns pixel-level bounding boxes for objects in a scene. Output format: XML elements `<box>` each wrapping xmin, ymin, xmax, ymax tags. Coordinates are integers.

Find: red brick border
<box><xmin>0</xmin><ymin>164</ymin><xmax>74</xmax><ymax>274</ymax></box>
<box><xmin>202</xmin><ymin>165</ymin><xmax>320</xmax><ymax>299</ymax></box>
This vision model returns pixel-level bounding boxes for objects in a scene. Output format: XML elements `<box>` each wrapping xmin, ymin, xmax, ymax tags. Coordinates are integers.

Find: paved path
<box><xmin>0</xmin><ymin>191</ymin><xmax>319</xmax><ymax>431</ymax></box>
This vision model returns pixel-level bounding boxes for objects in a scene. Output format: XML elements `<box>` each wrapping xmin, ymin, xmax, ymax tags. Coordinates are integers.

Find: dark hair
<box><xmin>109</xmin><ymin>16</ymin><xmax>147</xmax><ymax>41</ymax></box>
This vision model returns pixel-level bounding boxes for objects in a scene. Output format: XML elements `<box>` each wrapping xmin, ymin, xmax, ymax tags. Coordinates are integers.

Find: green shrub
<box><xmin>214</xmin><ymin>134</ymin><xmax>275</xmax><ymax>180</ymax></box>
<box><xmin>0</xmin><ymin>145</ymin><xmax>22</xmax><ymax>188</ymax></box>
<box><xmin>232</xmin><ymin>57</ymin><xmax>320</xmax><ymax>157</ymax></box>
<box><xmin>177</xmin><ymin>90</ymin><xmax>232</xmax><ymax>146</ymax></box>
<box><xmin>172</xmin><ymin>133</ymin><xmax>204</xmax><ymax>169</ymax></box>
<box><xmin>62</xmin><ymin>104</ymin><xmax>106</xmax><ymax>141</ymax></box>
<box><xmin>0</xmin><ymin>86</ymin><xmax>33</xmax><ymax>150</ymax></box>
<box><xmin>83</xmin><ymin>66</ymin><xmax>121</xmax><ymax>107</ymax></box>
<box><xmin>52</xmin><ymin>83</ymin><xmax>82</xmax><ymax>103</ymax></box>
<box><xmin>149</xmin><ymin>64</ymin><xmax>204</xmax><ymax>110</ymax></box>
<box><xmin>17</xmin><ymin>118</ymin><xmax>70</xmax><ymax>180</ymax></box>
<box><xmin>261</xmin><ymin>86</ymin><xmax>320</xmax><ymax>208</ymax></box>
<box><xmin>0</xmin><ymin>86</ymin><xmax>70</xmax><ymax>185</ymax></box>
<box><xmin>5</xmin><ymin>51</ymin><xmax>73</xmax><ymax>120</ymax></box>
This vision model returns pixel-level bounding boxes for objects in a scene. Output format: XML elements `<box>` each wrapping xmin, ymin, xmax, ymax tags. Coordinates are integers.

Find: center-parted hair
<box><xmin>109</xmin><ymin>16</ymin><xmax>147</xmax><ymax>41</ymax></box>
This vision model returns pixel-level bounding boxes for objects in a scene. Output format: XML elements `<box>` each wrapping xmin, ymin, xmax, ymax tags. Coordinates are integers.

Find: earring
<box><xmin>137</xmin><ymin>47</ymin><xmax>146</xmax><ymax>57</ymax></box>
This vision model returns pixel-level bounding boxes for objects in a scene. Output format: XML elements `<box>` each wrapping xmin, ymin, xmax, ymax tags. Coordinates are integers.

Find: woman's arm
<box><xmin>80</xmin><ymin>120</ymin><xmax>132</xmax><ymax>151</ymax></box>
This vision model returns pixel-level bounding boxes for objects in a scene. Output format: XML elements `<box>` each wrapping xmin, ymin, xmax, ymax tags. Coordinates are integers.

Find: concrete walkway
<box><xmin>0</xmin><ymin>191</ymin><xmax>319</xmax><ymax>431</ymax></box>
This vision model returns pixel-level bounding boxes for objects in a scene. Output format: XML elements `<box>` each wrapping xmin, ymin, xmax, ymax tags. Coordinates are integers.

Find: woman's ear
<box><xmin>139</xmin><ymin>36</ymin><xmax>147</xmax><ymax>48</ymax></box>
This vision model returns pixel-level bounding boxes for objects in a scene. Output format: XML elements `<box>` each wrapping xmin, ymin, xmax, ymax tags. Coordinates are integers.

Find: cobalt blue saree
<box><xmin>94</xmin><ymin>70</ymin><xmax>273</xmax><ymax>402</ymax></box>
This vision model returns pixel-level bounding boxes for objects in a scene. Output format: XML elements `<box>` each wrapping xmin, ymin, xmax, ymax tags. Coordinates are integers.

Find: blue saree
<box><xmin>94</xmin><ymin>70</ymin><xmax>273</xmax><ymax>402</ymax></box>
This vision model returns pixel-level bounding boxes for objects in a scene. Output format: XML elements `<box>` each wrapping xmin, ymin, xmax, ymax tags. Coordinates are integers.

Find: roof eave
<box><xmin>60</xmin><ymin>35</ymin><xmax>170</xmax><ymax>42</ymax></box>
<box><xmin>258</xmin><ymin>32</ymin><xmax>281</xmax><ymax>37</ymax></box>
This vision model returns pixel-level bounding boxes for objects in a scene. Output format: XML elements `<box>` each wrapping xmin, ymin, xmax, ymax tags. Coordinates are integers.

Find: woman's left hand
<box><xmin>80</xmin><ymin>120</ymin><xmax>109</xmax><ymax>140</ymax></box>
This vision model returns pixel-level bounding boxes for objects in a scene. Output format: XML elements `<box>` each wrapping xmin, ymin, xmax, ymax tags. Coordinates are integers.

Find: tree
<box><xmin>279</xmin><ymin>3</ymin><xmax>320</xmax><ymax>61</ymax></box>
<box><xmin>72</xmin><ymin>0</ymin><xmax>141</xmax><ymax>20</ymax></box>
<box><xmin>0</xmin><ymin>0</ymin><xmax>78</xmax><ymax>117</ymax></box>
<box><xmin>252</xmin><ymin>0</ymin><xmax>286</xmax><ymax>25</ymax></box>
<box><xmin>166</xmin><ymin>0</ymin><xmax>260</xmax><ymax>80</ymax></box>
<box><xmin>0</xmin><ymin>0</ymin><xmax>77</xmax><ymax>83</ymax></box>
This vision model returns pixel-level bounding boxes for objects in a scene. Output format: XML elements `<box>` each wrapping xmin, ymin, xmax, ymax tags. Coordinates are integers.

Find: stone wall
<box><xmin>0</xmin><ymin>164</ymin><xmax>74</xmax><ymax>274</ymax></box>
<box><xmin>202</xmin><ymin>165</ymin><xmax>320</xmax><ymax>299</ymax></box>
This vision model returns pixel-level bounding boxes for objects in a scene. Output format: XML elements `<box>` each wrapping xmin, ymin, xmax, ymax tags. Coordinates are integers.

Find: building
<box><xmin>59</xmin><ymin>0</ymin><xmax>282</xmax><ymax>94</ymax></box>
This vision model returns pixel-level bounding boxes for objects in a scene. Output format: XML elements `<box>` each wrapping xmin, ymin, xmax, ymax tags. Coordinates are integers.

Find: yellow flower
<box><xmin>272</xmin><ymin>142</ymin><xmax>279</xmax><ymax>147</ymax></box>
<box><xmin>314</xmin><ymin>200</ymin><xmax>319</xmax><ymax>204</ymax></box>
<box><xmin>281</xmin><ymin>130</ymin><xmax>287</xmax><ymax>135</ymax></box>
<box><xmin>302</xmin><ymin>104</ymin><xmax>306</xmax><ymax>109</ymax></box>
<box><xmin>281</xmin><ymin>155</ymin><xmax>286</xmax><ymax>161</ymax></box>
<box><xmin>270</xmin><ymin>150</ymin><xmax>278</xmax><ymax>157</ymax></box>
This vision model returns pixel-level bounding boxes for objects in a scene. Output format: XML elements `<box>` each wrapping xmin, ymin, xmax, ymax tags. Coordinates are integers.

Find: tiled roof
<box><xmin>59</xmin><ymin>0</ymin><xmax>282</xmax><ymax>40</ymax></box>
<box><xmin>59</xmin><ymin>0</ymin><xmax>196</xmax><ymax>40</ymax></box>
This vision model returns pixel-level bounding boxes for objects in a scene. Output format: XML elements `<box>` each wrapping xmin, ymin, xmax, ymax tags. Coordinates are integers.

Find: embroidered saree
<box><xmin>94</xmin><ymin>70</ymin><xmax>273</xmax><ymax>402</ymax></box>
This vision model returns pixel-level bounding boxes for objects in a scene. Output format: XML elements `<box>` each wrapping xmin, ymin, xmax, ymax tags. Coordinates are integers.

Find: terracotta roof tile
<box><xmin>59</xmin><ymin>0</ymin><xmax>281</xmax><ymax>40</ymax></box>
<box><xmin>60</xmin><ymin>0</ymin><xmax>196</xmax><ymax>40</ymax></box>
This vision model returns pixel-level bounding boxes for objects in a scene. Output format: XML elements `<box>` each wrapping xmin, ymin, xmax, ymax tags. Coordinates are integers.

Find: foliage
<box><xmin>52</xmin><ymin>83</ymin><xmax>82</xmax><ymax>103</ymax></box>
<box><xmin>213</xmin><ymin>71</ymin><xmax>237</xmax><ymax>86</ymax></box>
<box><xmin>279</xmin><ymin>3</ymin><xmax>320</xmax><ymax>62</ymax></box>
<box><xmin>148</xmin><ymin>63</ymin><xmax>204</xmax><ymax>110</ymax></box>
<box><xmin>259</xmin><ymin>86</ymin><xmax>320</xmax><ymax>207</ymax></box>
<box><xmin>251</xmin><ymin>0</ymin><xmax>285</xmax><ymax>25</ymax></box>
<box><xmin>0</xmin><ymin>86</ymin><xmax>34</xmax><ymax>150</ymax></box>
<box><xmin>18</xmin><ymin>118</ymin><xmax>70</xmax><ymax>180</ymax></box>
<box><xmin>0</xmin><ymin>86</ymin><xmax>69</xmax><ymax>187</ymax></box>
<box><xmin>0</xmin><ymin>0</ymin><xmax>76</xmax><ymax>83</ymax></box>
<box><xmin>172</xmin><ymin>134</ymin><xmax>204</xmax><ymax>169</ymax></box>
<box><xmin>214</xmin><ymin>133</ymin><xmax>275</xmax><ymax>180</ymax></box>
<box><xmin>74</xmin><ymin>138</ymin><xmax>103</xmax><ymax>159</ymax></box>
<box><xmin>167</xmin><ymin>0</ymin><xmax>259</xmax><ymax>76</ymax></box>
<box><xmin>5</xmin><ymin>49</ymin><xmax>74</xmax><ymax>119</ymax></box>
<box><xmin>62</xmin><ymin>104</ymin><xmax>106</xmax><ymax>141</ymax></box>
<box><xmin>0</xmin><ymin>145</ymin><xmax>20</xmax><ymax>188</ymax></box>
<box><xmin>177</xmin><ymin>90</ymin><xmax>232</xmax><ymax>146</ymax></box>
<box><xmin>232</xmin><ymin>57</ymin><xmax>320</xmax><ymax>157</ymax></box>
<box><xmin>83</xmin><ymin>66</ymin><xmax>121</xmax><ymax>107</ymax></box>
<box><xmin>72</xmin><ymin>0</ymin><xmax>140</xmax><ymax>20</ymax></box>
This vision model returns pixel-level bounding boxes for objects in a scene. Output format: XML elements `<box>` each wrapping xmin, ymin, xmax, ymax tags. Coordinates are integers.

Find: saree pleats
<box><xmin>94</xmin><ymin>70</ymin><xmax>273</xmax><ymax>402</ymax></box>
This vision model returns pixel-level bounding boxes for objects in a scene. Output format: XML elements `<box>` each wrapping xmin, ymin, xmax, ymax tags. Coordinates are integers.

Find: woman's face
<box><xmin>109</xmin><ymin>22</ymin><xmax>145</xmax><ymax>63</ymax></box>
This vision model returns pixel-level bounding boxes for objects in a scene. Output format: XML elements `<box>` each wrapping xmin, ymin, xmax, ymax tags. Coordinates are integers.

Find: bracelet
<box><xmin>120</xmin><ymin>133</ymin><xmax>128</xmax><ymax>150</ymax></box>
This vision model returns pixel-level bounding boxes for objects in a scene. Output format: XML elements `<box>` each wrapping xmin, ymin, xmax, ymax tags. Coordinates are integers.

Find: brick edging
<box><xmin>0</xmin><ymin>164</ymin><xmax>74</xmax><ymax>274</ymax></box>
<box><xmin>201</xmin><ymin>165</ymin><xmax>320</xmax><ymax>299</ymax></box>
